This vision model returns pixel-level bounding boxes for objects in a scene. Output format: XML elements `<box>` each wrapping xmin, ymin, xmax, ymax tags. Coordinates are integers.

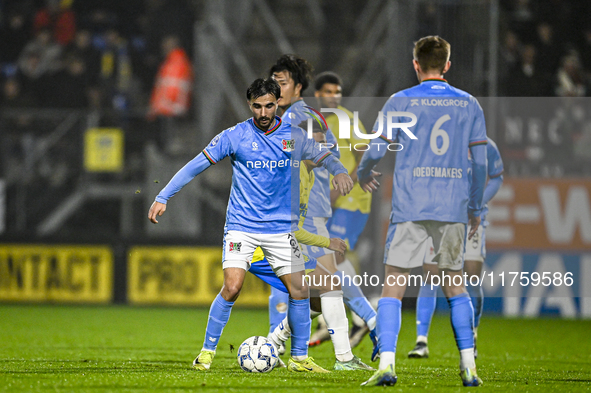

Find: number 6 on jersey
<box><xmin>430</xmin><ymin>114</ymin><xmax>451</xmax><ymax>155</ymax></box>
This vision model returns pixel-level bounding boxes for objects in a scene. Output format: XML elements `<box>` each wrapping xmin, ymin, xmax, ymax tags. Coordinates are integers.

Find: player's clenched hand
<box><xmin>148</xmin><ymin>201</ymin><xmax>166</xmax><ymax>224</ymax></box>
<box><xmin>332</xmin><ymin>173</ymin><xmax>354</xmax><ymax>196</ymax></box>
<box><xmin>328</xmin><ymin>237</ymin><xmax>347</xmax><ymax>257</ymax></box>
<box><xmin>467</xmin><ymin>214</ymin><xmax>481</xmax><ymax>240</ymax></box>
<box><xmin>359</xmin><ymin>170</ymin><xmax>382</xmax><ymax>193</ymax></box>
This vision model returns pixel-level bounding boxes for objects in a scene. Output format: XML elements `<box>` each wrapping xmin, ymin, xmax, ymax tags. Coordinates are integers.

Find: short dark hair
<box><xmin>314</xmin><ymin>71</ymin><xmax>343</xmax><ymax>91</ymax></box>
<box><xmin>246</xmin><ymin>78</ymin><xmax>281</xmax><ymax>101</ymax></box>
<box><xmin>413</xmin><ymin>36</ymin><xmax>451</xmax><ymax>74</ymax></box>
<box><xmin>269</xmin><ymin>54</ymin><xmax>314</xmax><ymax>93</ymax></box>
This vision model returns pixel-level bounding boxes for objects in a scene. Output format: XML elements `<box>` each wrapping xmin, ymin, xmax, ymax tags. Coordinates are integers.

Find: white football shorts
<box><xmin>464</xmin><ymin>224</ymin><xmax>485</xmax><ymax>263</ymax></box>
<box><xmin>384</xmin><ymin>220</ymin><xmax>466</xmax><ymax>271</ymax></box>
<box><xmin>222</xmin><ymin>230</ymin><xmax>305</xmax><ymax>277</ymax></box>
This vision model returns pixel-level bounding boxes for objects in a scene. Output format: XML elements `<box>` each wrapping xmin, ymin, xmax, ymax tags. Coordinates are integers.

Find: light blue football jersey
<box><xmin>358</xmin><ymin>79</ymin><xmax>488</xmax><ymax>224</ymax></box>
<box><xmin>283</xmin><ymin>99</ymin><xmax>339</xmax><ymax>218</ymax></box>
<box><xmin>157</xmin><ymin>116</ymin><xmax>345</xmax><ymax>234</ymax></box>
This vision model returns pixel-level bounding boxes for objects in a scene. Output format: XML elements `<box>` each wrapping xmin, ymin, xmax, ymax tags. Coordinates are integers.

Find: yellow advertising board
<box><xmin>128</xmin><ymin>247</ymin><xmax>270</xmax><ymax>306</ymax></box>
<box><xmin>84</xmin><ymin>128</ymin><xmax>124</xmax><ymax>172</ymax></box>
<box><xmin>0</xmin><ymin>244</ymin><xmax>113</xmax><ymax>303</ymax></box>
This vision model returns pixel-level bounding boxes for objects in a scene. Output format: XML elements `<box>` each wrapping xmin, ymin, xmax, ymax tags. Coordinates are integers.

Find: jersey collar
<box><xmin>421</xmin><ymin>78</ymin><xmax>448</xmax><ymax>83</ymax></box>
<box><xmin>252</xmin><ymin>116</ymin><xmax>282</xmax><ymax>136</ymax></box>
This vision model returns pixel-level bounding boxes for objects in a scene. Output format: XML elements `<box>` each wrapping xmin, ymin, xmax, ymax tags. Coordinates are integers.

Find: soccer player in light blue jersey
<box><xmin>409</xmin><ymin>137</ymin><xmax>504</xmax><ymax>360</ymax></box>
<box><xmin>357</xmin><ymin>36</ymin><xmax>487</xmax><ymax>387</ymax></box>
<box><xmin>148</xmin><ymin>78</ymin><xmax>354</xmax><ymax>373</ymax></box>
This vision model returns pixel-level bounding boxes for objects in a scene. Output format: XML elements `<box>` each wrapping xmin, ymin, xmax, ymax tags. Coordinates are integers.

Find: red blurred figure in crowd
<box><xmin>148</xmin><ymin>35</ymin><xmax>193</xmax><ymax>118</ymax></box>
<box><xmin>33</xmin><ymin>0</ymin><xmax>76</xmax><ymax>46</ymax></box>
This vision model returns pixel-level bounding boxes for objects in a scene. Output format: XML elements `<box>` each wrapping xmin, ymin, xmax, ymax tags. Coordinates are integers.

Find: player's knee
<box><xmin>221</xmin><ymin>282</ymin><xmax>242</xmax><ymax>301</ymax></box>
<box><xmin>289</xmin><ymin>283</ymin><xmax>309</xmax><ymax>300</ymax></box>
<box><xmin>440</xmin><ymin>281</ymin><xmax>466</xmax><ymax>299</ymax></box>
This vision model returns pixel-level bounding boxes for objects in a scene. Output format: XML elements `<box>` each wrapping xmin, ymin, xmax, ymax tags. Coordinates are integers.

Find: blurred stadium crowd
<box><xmin>498</xmin><ymin>0</ymin><xmax>591</xmax><ymax>97</ymax></box>
<box><xmin>1</xmin><ymin>0</ymin><xmax>589</xmax><ymax>111</ymax></box>
<box><xmin>0</xmin><ymin>0</ymin><xmax>194</xmax><ymax>110</ymax></box>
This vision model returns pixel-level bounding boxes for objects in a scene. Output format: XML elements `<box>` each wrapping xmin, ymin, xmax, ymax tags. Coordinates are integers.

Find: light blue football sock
<box><xmin>203</xmin><ymin>293</ymin><xmax>234</xmax><ymax>351</ymax></box>
<box><xmin>448</xmin><ymin>292</ymin><xmax>475</xmax><ymax>351</ymax></box>
<box><xmin>416</xmin><ymin>283</ymin><xmax>438</xmax><ymax>338</ymax></box>
<box><xmin>377</xmin><ymin>297</ymin><xmax>402</xmax><ymax>354</ymax></box>
<box><xmin>466</xmin><ymin>283</ymin><xmax>483</xmax><ymax>328</ymax></box>
<box><xmin>288</xmin><ymin>297</ymin><xmax>311</xmax><ymax>357</ymax></box>
<box><xmin>268</xmin><ymin>286</ymin><xmax>289</xmax><ymax>333</ymax></box>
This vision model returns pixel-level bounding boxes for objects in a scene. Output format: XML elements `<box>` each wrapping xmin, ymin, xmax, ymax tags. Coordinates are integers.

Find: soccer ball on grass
<box><xmin>237</xmin><ymin>336</ymin><xmax>278</xmax><ymax>373</ymax></box>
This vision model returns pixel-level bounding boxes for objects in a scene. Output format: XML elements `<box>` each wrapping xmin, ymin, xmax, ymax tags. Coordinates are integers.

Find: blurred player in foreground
<box><xmin>248</xmin><ymin>157</ymin><xmax>373</xmax><ymax>371</ymax></box>
<box><xmin>270</xmin><ymin>56</ymin><xmax>379</xmax><ymax>356</ymax></box>
<box><xmin>310</xmin><ymin>72</ymin><xmax>377</xmax><ymax>348</ymax></box>
<box><xmin>408</xmin><ymin>137</ymin><xmax>504</xmax><ymax>359</ymax></box>
<box><xmin>357</xmin><ymin>35</ymin><xmax>487</xmax><ymax>387</ymax></box>
<box><xmin>148</xmin><ymin>78</ymin><xmax>353</xmax><ymax>373</ymax></box>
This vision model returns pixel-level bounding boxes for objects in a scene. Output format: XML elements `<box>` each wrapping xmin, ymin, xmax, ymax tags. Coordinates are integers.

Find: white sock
<box><xmin>366</xmin><ymin>316</ymin><xmax>377</xmax><ymax>331</ymax></box>
<box><xmin>292</xmin><ymin>355</ymin><xmax>307</xmax><ymax>361</ymax></box>
<box><xmin>379</xmin><ymin>351</ymin><xmax>395</xmax><ymax>370</ymax></box>
<box><xmin>320</xmin><ymin>291</ymin><xmax>353</xmax><ymax>362</ymax></box>
<box><xmin>459</xmin><ymin>348</ymin><xmax>476</xmax><ymax>371</ymax></box>
<box><xmin>417</xmin><ymin>335</ymin><xmax>428</xmax><ymax>344</ymax></box>
<box><xmin>269</xmin><ymin>317</ymin><xmax>291</xmax><ymax>348</ymax></box>
<box><xmin>338</xmin><ymin>259</ymin><xmax>357</xmax><ymax>278</ymax></box>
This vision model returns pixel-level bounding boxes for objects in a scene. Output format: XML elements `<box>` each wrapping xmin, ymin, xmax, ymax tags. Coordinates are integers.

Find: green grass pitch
<box><xmin>1</xmin><ymin>305</ymin><xmax>590</xmax><ymax>392</ymax></box>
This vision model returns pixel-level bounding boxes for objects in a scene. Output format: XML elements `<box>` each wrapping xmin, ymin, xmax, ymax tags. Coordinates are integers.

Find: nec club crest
<box><xmin>282</xmin><ymin>139</ymin><xmax>295</xmax><ymax>152</ymax></box>
<box><xmin>229</xmin><ymin>242</ymin><xmax>242</xmax><ymax>253</ymax></box>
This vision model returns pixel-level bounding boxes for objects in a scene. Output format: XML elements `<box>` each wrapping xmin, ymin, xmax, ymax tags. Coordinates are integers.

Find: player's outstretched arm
<box><xmin>149</xmin><ymin>130</ymin><xmax>232</xmax><ymax>223</ymax></box>
<box><xmin>158</xmin><ymin>153</ymin><xmax>213</xmax><ymax>198</ymax></box>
